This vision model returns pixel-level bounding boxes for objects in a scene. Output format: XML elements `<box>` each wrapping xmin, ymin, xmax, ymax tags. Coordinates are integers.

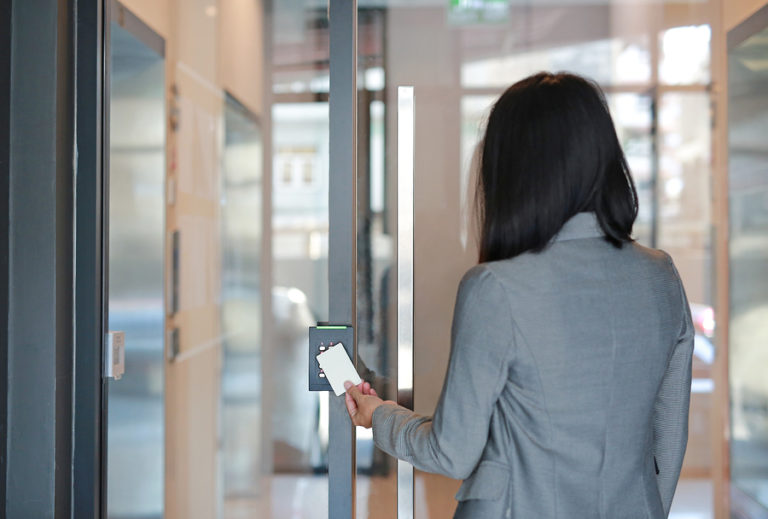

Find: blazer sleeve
<box><xmin>371</xmin><ymin>265</ymin><xmax>515</xmax><ymax>480</ymax></box>
<box><xmin>653</xmin><ymin>259</ymin><xmax>695</xmax><ymax>516</ymax></box>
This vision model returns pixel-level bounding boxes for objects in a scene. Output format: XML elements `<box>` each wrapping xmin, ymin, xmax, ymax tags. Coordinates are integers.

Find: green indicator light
<box><xmin>317</xmin><ymin>326</ymin><xmax>347</xmax><ymax>330</ymax></box>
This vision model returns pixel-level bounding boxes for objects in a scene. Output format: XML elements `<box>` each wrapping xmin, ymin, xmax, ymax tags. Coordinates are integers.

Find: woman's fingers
<box><xmin>358</xmin><ymin>381</ymin><xmax>379</xmax><ymax>397</ymax></box>
<box><xmin>345</xmin><ymin>381</ymin><xmax>363</xmax><ymax>403</ymax></box>
<box><xmin>343</xmin><ymin>381</ymin><xmax>383</xmax><ymax>428</ymax></box>
<box><xmin>344</xmin><ymin>390</ymin><xmax>358</xmax><ymax>423</ymax></box>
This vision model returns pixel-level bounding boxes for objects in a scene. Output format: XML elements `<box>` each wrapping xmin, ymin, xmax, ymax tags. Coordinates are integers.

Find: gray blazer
<box><xmin>372</xmin><ymin>212</ymin><xmax>694</xmax><ymax>518</ymax></box>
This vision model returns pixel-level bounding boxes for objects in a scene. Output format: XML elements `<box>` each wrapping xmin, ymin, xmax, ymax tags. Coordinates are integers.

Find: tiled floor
<box><xmin>224</xmin><ymin>475</ymin><xmax>714</xmax><ymax>518</ymax></box>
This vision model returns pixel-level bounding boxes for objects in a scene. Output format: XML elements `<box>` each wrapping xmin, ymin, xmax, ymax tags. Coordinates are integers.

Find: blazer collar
<box><xmin>553</xmin><ymin>212</ymin><xmax>604</xmax><ymax>242</ymax></box>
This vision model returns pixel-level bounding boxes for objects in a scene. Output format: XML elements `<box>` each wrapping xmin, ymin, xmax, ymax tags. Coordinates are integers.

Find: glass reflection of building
<box><xmin>729</xmin><ymin>21</ymin><xmax>768</xmax><ymax>512</ymax></box>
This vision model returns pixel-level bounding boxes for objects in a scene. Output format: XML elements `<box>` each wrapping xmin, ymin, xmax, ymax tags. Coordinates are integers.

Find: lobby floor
<box><xmin>224</xmin><ymin>475</ymin><xmax>713</xmax><ymax>518</ymax></box>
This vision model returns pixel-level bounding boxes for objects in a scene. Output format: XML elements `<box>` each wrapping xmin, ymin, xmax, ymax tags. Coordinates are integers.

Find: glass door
<box><xmin>350</xmin><ymin>2</ymin><xmax>717</xmax><ymax>518</ymax></box>
<box><xmin>728</xmin><ymin>5</ymin><xmax>768</xmax><ymax>514</ymax></box>
<box><xmin>106</xmin><ymin>9</ymin><xmax>166</xmax><ymax>518</ymax></box>
<box><xmin>102</xmin><ymin>1</ymin><xmax>277</xmax><ymax>517</ymax></box>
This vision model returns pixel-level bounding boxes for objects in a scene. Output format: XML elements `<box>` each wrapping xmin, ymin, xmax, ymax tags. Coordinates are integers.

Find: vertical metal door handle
<box><xmin>397</xmin><ymin>85</ymin><xmax>415</xmax><ymax>519</ymax></box>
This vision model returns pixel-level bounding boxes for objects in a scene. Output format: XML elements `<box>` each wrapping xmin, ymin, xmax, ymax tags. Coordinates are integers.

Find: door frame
<box><xmin>328</xmin><ymin>1</ymin><xmax>359</xmax><ymax>517</ymax></box>
<box><xmin>3</xmin><ymin>0</ymin><xmax>99</xmax><ymax>516</ymax></box>
<box><xmin>72</xmin><ymin>0</ymin><xmax>108</xmax><ymax>515</ymax></box>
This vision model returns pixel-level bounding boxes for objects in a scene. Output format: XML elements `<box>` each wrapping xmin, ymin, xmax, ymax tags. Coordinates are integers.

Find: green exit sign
<box><xmin>449</xmin><ymin>0</ymin><xmax>509</xmax><ymax>25</ymax></box>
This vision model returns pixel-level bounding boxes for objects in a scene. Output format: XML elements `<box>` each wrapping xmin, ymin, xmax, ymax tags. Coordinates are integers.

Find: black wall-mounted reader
<box><xmin>308</xmin><ymin>325</ymin><xmax>354</xmax><ymax>391</ymax></box>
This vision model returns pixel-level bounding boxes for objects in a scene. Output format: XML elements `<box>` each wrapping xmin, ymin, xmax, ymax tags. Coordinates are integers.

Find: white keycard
<box><xmin>317</xmin><ymin>343</ymin><xmax>362</xmax><ymax>396</ymax></box>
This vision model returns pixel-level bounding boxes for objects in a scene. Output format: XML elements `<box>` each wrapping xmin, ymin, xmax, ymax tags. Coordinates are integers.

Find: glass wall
<box><xmin>368</xmin><ymin>1</ymin><xmax>715</xmax><ymax>517</ymax></box>
<box><xmin>263</xmin><ymin>1</ymin><xmax>719</xmax><ymax>518</ymax></box>
<box><xmin>220</xmin><ymin>93</ymin><xmax>263</xmax><ymax>501</ymax></box>
<box><xmin>102</xmin><ymin>1</ymin><xmax>725</xmax><ymax>518</ymax></box>
<box><xmin>107</xmin><ymin>1</ymin><xmax>270</xmax><ymax>517</ymax></box>
<box><xmin>729</xmin><ymin>19</ymin><xmax>768</xmax><ymax>514</ymax></box>
<box><xmin>267</xmin><ymin>3</ymin><xmax>332</xmax><ymax>517</ymax></box>
<box><xmin>107</xmin><ymin>19</ymin><xmax>166</xmax><ymax>519</ymax></box>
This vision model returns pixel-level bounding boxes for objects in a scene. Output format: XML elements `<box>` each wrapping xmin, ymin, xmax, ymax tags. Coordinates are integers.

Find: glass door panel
<box><xmin>729</xmin><ymin>15</ymin><xmax>768</xmax><ymax>512</ymax></box>
<box><xmin>354</xmin><ymin>7</ymin><xmax>398</xmax><ymax>517</ymax></box>
<box><xmin>220</xmin><ymin>93</ymin><xmax>263</xmax><ymax>502</ymax></box>
<box><xmin>268</xmin><ymin>0</ymin><xmax>333</xmax><ymax>502</ymax></box>
<box><xmin>270</xmin><ymin>100</ymin><xmax>330</xmax><ymax>518</ymax></box>
<box><xmin>107</xmin><ymin>19</ymin><xmax>166</xmax><ymax>519</ymax></box>
<box><xmin>607</xmin><ymin>93</ymin><xmax>654</xmax><ymax>246</ymax></box>
<box><xmin>105</xmin><ymin>0</ymin><xmax>333</xmax><ymax>517</ymax></box>
<box><xmin>352</xmin><ymin>2</ymin><xmax>716</xmax><ymax>517</ymax></box>
<box><xmin>657</xmin><ymin>91</ymin><xmax>715</xmax><ymax>483</ymax></box>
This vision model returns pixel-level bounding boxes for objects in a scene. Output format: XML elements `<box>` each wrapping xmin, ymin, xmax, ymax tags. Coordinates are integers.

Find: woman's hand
<box><xmin>343</xmin><ymin>381</ymin><xmax>394</xmax><ymax>428</ymax></box>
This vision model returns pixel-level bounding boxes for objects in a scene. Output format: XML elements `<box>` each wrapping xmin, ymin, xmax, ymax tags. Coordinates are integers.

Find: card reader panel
<box><xmin>308</xmin><ymin>325</ymin><xmax>354</xmax><ymax>391</ymax></box>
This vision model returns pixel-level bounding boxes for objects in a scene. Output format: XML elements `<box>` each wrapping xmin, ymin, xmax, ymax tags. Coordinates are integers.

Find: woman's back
<box><xmin>452</xmin><ymin>212</ymin><xmax>693</xmax><ymax>518</ymax></box>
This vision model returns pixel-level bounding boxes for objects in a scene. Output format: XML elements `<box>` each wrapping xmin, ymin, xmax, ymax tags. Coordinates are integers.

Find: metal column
<box><xmin>328</xmin><ymin>1</ymin><xmax>358</xmax><ymax>518</ymax></box>
<box><xmin>72</xmin><ymin>0</ymin><xmax>107</xmax><ymax>515</ymax></box>
<box><xmin>5</xmin><ymin>0</ymin><xmax>76</xmax><ymax>515</ymax></box>
<box><xmin>396</xmin><ymin>86</ymin><xmax>415</xmax><ymax>519</ymax></box>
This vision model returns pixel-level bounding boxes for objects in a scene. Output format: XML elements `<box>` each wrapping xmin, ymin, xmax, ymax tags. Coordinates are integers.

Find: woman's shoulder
<box><xmin>625</xmin><ymin>240</ymin><xmax>674</xmax><ymax>264</ymax></box>
<box><xmin>457</xmin><ymin>264</ymin><xmax>498</xmax><ymax>295</ymax></box>
<box><xmin>619</xmin><ymin>241</ymin><xmax>682</xmax><ymax>282</ymax></box>
<box><xmin>457</xmin><ymin>257</ymin><xmax>539</xmax><ymax>299</ymax></box>
<box><xmin>463</xmin><ymin>239</ymin><xmax>681</xmax><ymax>294</ymax></box>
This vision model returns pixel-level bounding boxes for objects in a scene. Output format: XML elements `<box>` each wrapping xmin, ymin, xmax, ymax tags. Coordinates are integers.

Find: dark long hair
<box><xmin>477</xmin><ymin>72</ymin><xmax>638</xmax><ymax>263</ymax></box>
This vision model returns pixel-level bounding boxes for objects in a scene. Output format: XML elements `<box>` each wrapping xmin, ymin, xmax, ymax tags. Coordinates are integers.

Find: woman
<box><xmin>344</xmin><ymin>72</ymin><xmax>693</xmax><ymax>519</ymax></box>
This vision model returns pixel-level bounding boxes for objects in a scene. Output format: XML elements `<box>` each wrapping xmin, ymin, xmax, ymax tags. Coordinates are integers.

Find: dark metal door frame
<box><xmin>73</xmin><ymin>0</ymin><xmax>109</xmax><ymax>516</ymax></box>
<box><xmin>328</xmin><ymin>1</ymin><xmax>358</xmax><ymax>517</ymax></box>
<box><xmin>0</xmin><ymin>0</ymin><xmax>12</xmax><ymax>510</ymax></box>
<box><xmin>327</xmin><ymin>4</ymin><xmax>416</xmax><ymax>517</ymax></box>
<box><xmin>3</xmin><ymin>0</ymin><xmax>89</xmax><ymax>516</ymax></box>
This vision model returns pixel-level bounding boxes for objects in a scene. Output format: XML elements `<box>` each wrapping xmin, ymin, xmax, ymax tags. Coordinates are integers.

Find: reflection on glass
<box><xmin>656</xmin><ymin>90</ymin><xmax>714</xmax><ymax>479</ymax></box>
<box><xmin>220</xmin><ymin>94</ymin><xmax>263</xmax><ymax>499</ymax></box>
<box><xmin>729</xmin><ymin>22</ymin><xmax>768</xmax><ymax>511</ymax></box>
<box><xmin>461</xmin><ymin>37</ymin><xmax>650</xmax><ymax>89</ymax></box>
<box><xmin>606</xmin><ymin>94</ymin><xmax>654</xmax><ymax>246</ymax></box>
<box><xmin>107</xmin><ymin>21</ymin><xmax>165</xmax><ymax>519</ymax></box>
<box><xmin>271</xmin><ymin>102</ymin><xmax>329</xmax><ymax>324</ymax></box>
<box><xmin>356</xmin><ymin>92</ymin><xmax>397</xmax><ymax>516</ymax></box>
<box><xmin>448</xmin><ymin>0</ymin><xmax>509</xmax><ymax>25</ymax></box>
<box><xmin>257</xmin><ymin>1</ymin><xmax>335</xmax><ymax>515</ymax></box>
<box><xmin>460</xmin><ymin>96</ymin><xmax>494</xmax><ymax>249</ymax></box>
<box><xmin>658</xmin><ymin>92</ymin><xmax>712</xmax><ymax>304</ymax></box>
<box><xmin>270</xmin><ymin>100</ymin><xmax>330</xmax><ymax>510</ymax></box>
<box><xmin>659</xmin><ymin>25</ymin><xmax>711</xmax><ymax>86</ymax></box>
